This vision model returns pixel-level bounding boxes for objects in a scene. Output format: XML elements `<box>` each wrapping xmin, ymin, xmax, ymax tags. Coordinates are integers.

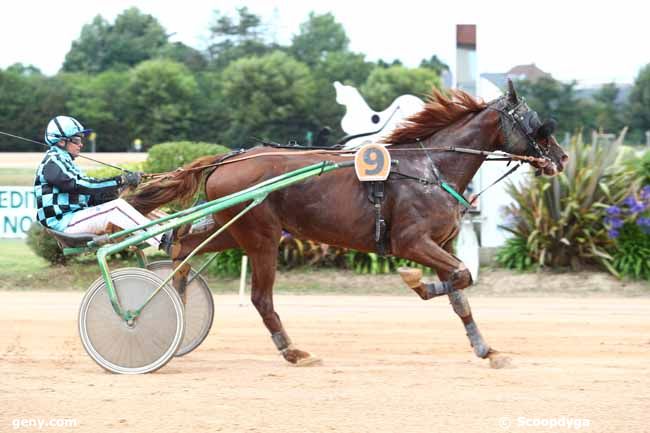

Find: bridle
<box><xmin>386</xmin><ymin>95</ymin><xmax>557</xmax><ymax>212</ymax></box>
<box><xmin>487</xmin><ymin>95</ymin><xmax>552</xmax><ymax>163</ymax></box>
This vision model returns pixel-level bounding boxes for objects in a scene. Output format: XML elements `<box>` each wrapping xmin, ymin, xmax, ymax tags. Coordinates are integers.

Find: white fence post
<box><xmin>239</xmin><ymin>255</ymin><xmax>248</xmax><ymax>306</ymax></box>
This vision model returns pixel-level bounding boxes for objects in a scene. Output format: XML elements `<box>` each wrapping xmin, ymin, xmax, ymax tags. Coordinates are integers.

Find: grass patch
<box><xmin>0</xmin><ymin>239</ymin><xmax>50</xmax><ymax>277</ymax></box>
<box><xmin>0</xmin><ymin>239</ymin><xmax>404</xmax><ymax>294</ymax></box>
<box><xmin>0</xmin><ymin>239</ymin><xmax>133</xmax><ymax>290</ymax></box>
<box><xmin>3</xmin><ymin>240</ymin><xmax>647</xmax><ymax>296</ymax></box>
<box><xmin>0</xmin><ymin>168</ymin><xmax>34</xmax><ymax>186</ymax></box>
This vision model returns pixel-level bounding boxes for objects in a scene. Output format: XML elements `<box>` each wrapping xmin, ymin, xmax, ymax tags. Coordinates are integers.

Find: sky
<box><xmin>0</xmin><ymin>0</ymin><xmax>647</xmax><ymax>86</ymax></box>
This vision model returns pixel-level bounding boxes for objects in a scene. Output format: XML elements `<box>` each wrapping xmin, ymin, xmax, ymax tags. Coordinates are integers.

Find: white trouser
<box><xmin>64</xmin><ymin>198</ymin><xmax>160</xmax><ymax>247</ymax></box>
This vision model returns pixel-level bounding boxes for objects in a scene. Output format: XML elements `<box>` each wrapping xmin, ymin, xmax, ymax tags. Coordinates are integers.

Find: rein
<box><xmin>386</xmin><ymin>146</ymin><xmax>545</xmax><ymax>164</ymax></box>
<box><xmin>141</xmin><ymin>145</ymin><xmax>546</xmax><ymax>182</ymax></box>
<box><xmin>141</xmin><ymin>148</ymin><xmax>354</xmax><ymax>181</ymax></box>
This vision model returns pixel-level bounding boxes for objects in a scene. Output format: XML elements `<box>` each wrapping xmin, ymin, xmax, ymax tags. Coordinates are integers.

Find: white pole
<box><xmin>239</xmin><ymin>255</ymin><xmax>248</xmax><ymax>306</ymax></box>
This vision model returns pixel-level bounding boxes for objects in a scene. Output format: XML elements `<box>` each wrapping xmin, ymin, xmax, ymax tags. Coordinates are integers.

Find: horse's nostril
<box><xmin>561</xmin><ymin>155</ymin><xmax>569</xmax><ymax>163</ymax></box>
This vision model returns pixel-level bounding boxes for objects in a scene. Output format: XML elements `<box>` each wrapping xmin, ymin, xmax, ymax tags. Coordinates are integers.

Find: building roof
<box><xmin>481</xmin><ymin>63</ymin><xmax>552</xmax><ymax>91</ymax></box>
<box><xmin>506</xmin><ymin>63</ymin><xmax>552</xmax><ymax>82</ymax></box>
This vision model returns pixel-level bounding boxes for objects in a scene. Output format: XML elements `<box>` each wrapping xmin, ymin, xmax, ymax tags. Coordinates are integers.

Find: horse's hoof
<box><xmin>294</xmin><ymin>354</ymin><xmax>322</xmax><ymax>367</ymax></box>
<box><xmin>487</xmin><ymin>350</ymin><xmax>513</xmax><ymax>369</ymax></box>
<box><xmin>398</xmin><ymin>267</ymin><xmax>423</xmax><ymax>289</ymax></box>
<box><xmin>282</xmin><ymin>347</ymin><xmax>322</xmax><ymax>367</ymax></box>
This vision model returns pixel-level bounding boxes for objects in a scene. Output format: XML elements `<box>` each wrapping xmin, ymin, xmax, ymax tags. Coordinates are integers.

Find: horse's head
<box><xmin>493</xmin><ymin>80</ymin><xmax>568</xmax><ymax>176</ymax></box>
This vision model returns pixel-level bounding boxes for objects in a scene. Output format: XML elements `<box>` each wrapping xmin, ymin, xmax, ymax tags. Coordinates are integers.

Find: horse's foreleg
<box><xmin>394</xmin><ymin>238</ymin><xmax>492</xmax><ymax>359</ymax></box>
<box><xmin>438</xmin><ymin>243</ymin><xmax>497</xmax><ymax>361</ymax></box>
<box><xmin>396</xmin><ymin>238</ymin><xmax>473</xmax><ymax>300</ymax></box>
<box><xmin>446</xmin><ymin>288</ymin><xmax>491</xmax><ymax>358</ymax></box>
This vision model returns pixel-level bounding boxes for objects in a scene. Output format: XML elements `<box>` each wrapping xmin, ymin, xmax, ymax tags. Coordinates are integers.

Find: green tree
<box><xmin>291</xmin><ymin>12</ymin><xmax>349</xmax><ymax>67</ymax></box>
<box><xmin>0</xmin><ymin>66</ymin><xmax>66</xmax><ymax>151</ymax></box>
<box><xmin>58</xmin><ymin>70</ymin><xmax>131</xmax><ymax>151</ymax></box>
<box><xmin>626</xmin><ymin>64</ymin><xmax>650</xmax><ymax>141</ymax></box>
<box><xmin>221</xmin><ymin>51</ymin><xmax>315</xmax><ymax>145</ymax></box>
<box><xmin>207</xmin><ymin>7</ymin><xmax>271</xmax><ymax>70</ymax></box>
<box><xmin>592</xmin><ymin>82</ymin><xmax>623</xmax><ymax>133</ymax></box>
<box><xmin>5</xmin><ymin>63</ymin><xmax>43</xmax><ymax>77</ymax></box>
<box><xmin>309</xmin><ymin>51</ymin><xmax>375</xmax><ymax>141</ymax></box>
<box><xmin>377</xmin><ymin>59</ymin><xmax>404</xmax><ymax>68</ymax></box>
<box><xmin>516</xmin><ymin>77</ymin><xmax>595</xmax><ymax>137</ymax></box>
<box><xmin>192</xmin><ymin>71</ymin><xmax>230</xmax><ymax>144</ymax></box>
<box><xmin>124</xmin><ymin>59</ymin><xmax>200</xmax><ymax>146</ymax></box>
<box><xmin>419</xmin><ymin>54</ymin><xmax>449</xmax><ymax>75</ymax></box>
<box><xmin>361</xmin><ymin>66</ymin><xmax>440</xmax><ymax>110</ymax></box>
<box><xmin>158</xmin><ymin>42</ymin><xmax>208</xmax><ymax>72</ymax></box>
<box><xmin>316</xmin><ymin>51</ymin><xmax>374</xmax><ymax>89</ymax></box>
<box><xmin>62</xmin><ymin>8</ymin><xmax>168</xmax><ymax>73</ymax></box>
<box><xmin>62</xmin><ymin>15</ymin><xmax>110</xmax><ymax>73</ymax></box>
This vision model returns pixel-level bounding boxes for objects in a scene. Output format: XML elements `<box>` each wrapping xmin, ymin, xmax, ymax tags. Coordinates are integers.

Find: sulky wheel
<box><xmin>78</xmin><ymin>268</ymin><xmax>185</xmax><ymax>374</ymax></box>
<box><xmin>147</xmin><ymin>260</ymin><xmax>215</xmax><ymax>357</ymax></box>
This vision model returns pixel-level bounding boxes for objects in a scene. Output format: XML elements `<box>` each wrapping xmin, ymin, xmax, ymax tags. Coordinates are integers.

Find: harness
<box><xmin>368</xmin><ymin>181</ymin><xmax>388</xmax><ymax>255</ymax></box>
<box><xmin>389</xmin><ymin>95</ymin><xmax>551</xmax><ymax>207</ymax></box>
<box><xmin>138</xmin><ymin>95</ymin><xmax>553</xmax><ymax>257</ymax></box>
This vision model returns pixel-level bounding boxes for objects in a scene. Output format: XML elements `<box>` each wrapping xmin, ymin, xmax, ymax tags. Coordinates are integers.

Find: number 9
<box><xmin>364</xmin><ymin>148</ymin><xmax>384</xmax><ymax>175</ymax></box>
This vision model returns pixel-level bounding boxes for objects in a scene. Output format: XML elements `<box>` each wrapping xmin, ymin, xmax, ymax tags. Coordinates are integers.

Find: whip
<box><xmin>0</xmin><ymin>130</ymin><xmax>132</xmax><ymax>173</ymax></box>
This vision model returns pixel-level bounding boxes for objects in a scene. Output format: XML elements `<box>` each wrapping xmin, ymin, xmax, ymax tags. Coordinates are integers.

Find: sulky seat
<box><xmin>45</xmin><ymin>228</ymin><xmax>102</xmax><ymax>249</ymax></box>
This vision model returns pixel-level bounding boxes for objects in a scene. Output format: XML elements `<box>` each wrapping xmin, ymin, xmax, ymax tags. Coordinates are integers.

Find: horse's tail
<box><xmin>126</xmin><ymin>154</ymin><xmax>220</xmax><ymax>215</ymax></box>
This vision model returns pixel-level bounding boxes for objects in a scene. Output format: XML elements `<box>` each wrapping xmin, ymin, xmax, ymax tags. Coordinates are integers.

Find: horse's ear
<box><xmin>507</xmin><ymin>79</ymin><xmax>518</xmax><ymax>104</ymax></box>
<box><xmin>536</xmin><ymin>119</ymin><xmax>557</xmax><ymax>139</ymax></box>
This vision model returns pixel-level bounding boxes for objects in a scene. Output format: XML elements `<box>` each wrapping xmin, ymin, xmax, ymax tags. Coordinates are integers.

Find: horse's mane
<box><xmin>382</xmin><ymin>88</ymin><xmax>487</xmax><ymax>144</ymax></box>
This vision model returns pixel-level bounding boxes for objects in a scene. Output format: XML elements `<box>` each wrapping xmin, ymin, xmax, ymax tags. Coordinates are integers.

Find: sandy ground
<box><xmin>1</xmin><ymin>292</ymin><xmax>649</xmax><ymax>433</ymax></box>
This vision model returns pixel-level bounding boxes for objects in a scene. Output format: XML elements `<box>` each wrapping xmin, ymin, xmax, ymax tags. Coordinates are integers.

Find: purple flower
<box><xmin>609</xmin><ymin>217</ymin><xmax>624</xmax><ymax>229</ymax></box>
<box><xmin>606</xmin><ymin>205</ymin><xmax>621</xmax><ymax>216</ymax></box>
<box><xmin>608</xmin><ymin>229</ymin><xmax>620</xmax><ymax>239</ymax></box>
<box><xmin>637</xmin><ymin>217</ymin><xmax>650</xmax><ymax>227</ymax></box>
<box><xmin>623</xmin><ymin>196</ymin><xmax>637</xmax><ymax>208</ymax></box>
<box><xmin>631</xmin><ymin>201</ymin><xmax>647</xmax><ymax>213</ymax></box>
<box><xmin>641</xmin><ymin>185</ymin><xmax>650</xmax><ymax>199</ymax></box>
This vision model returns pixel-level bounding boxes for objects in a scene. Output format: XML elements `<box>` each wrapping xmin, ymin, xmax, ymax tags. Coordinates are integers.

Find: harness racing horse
<box><xmin>128</xmin><ymin>80</ymin><xmax>567</xmax><ymax>367</ymax></box>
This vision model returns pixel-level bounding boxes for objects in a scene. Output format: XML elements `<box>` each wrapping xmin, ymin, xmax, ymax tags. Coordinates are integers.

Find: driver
<box><xmin>33</xmin><ymin>115</ymin><xmax>163</xmax><ymax>248</ymax></box>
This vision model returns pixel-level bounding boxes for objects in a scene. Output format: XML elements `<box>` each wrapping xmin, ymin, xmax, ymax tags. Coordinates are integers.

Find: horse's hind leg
<box><xmin>245</xmin><ymin>242</ymin><xmax>321</xmax><ymax>366</ymax></box>
<box><xmin>394</xmin><ymin>238</ymin><xmax>492</xmax><ymax>360</ymax></box>
<box><xmin>222</xmin><ymin>215</ymin><xmax>321</xmax><ymax>366</ymax></box>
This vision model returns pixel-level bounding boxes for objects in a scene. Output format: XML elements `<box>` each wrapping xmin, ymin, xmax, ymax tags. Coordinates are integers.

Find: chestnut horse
<box><xmin>128</xmin><ymin>81</ymin><xmax>567</xmax><ymax>366</ymax></box>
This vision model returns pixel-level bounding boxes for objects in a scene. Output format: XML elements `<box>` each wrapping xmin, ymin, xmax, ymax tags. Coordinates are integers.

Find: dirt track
<box><xmin>1</xmin><ymin>292</ymin><xmax>649</xmax><ymax>433</ymax></box>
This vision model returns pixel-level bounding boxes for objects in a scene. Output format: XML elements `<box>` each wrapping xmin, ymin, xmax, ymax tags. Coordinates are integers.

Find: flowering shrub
<box><xmin>497</xmin><ymin>131</ymin><xmax>637</xmax><ymax>272</ymax></box>
<box><xmin>605</xmin><ymin>186</ymin><xmax>650</xmax><ymax>280</ymax></box>
<box><xmin>604</xmin><ymin>186</ymin><xmax>650</xmax><ymax>238</ymax></box>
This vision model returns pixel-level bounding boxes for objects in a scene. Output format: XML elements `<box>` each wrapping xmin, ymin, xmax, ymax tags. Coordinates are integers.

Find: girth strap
<box><xmin>368</xmin><ymin>181</ymin><xmax>389</xmax><ymax>256</ymax></box>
